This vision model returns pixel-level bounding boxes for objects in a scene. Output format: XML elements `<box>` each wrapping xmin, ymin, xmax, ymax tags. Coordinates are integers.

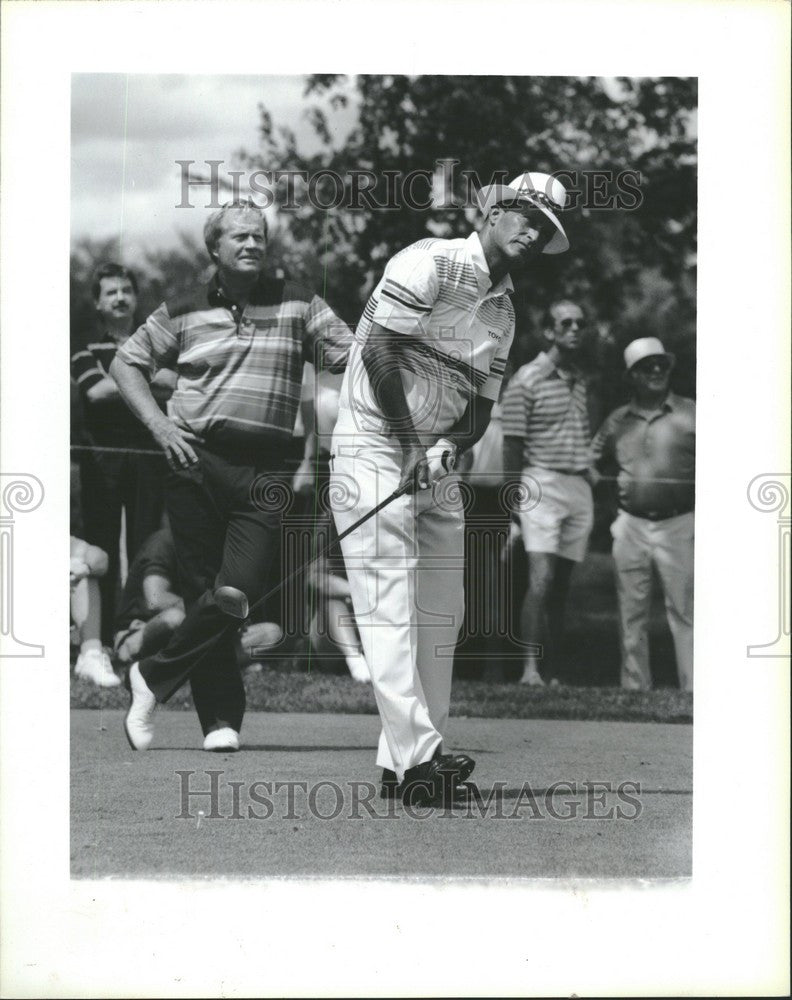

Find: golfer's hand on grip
<box><xmin>425</xmin><ymin>438</ymin><xmax>457</xmax><ymax>482</ymax></box>
<box><xmin>151</xmin><ymin>416</ymin><xmax>202</xmax><ymax>469</ymax></box>
<box><xmin>399</xmin><ymin>442</ymin><xmax>430</xmax><ymax>494</ymax></box>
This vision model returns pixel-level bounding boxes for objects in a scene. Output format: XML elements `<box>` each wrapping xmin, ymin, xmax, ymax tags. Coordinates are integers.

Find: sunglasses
<box><xmin>632</xmin><ymin>357</ymin><xmax>672</xmax><ymax>374</ymax></box>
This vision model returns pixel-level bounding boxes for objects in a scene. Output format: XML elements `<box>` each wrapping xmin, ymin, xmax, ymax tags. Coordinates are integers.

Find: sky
<box><xmin>71</xmin><ymin>74</ymin><xmax>357</xmax><ymax>260</ymax></box>
<box><xmin>71</xmin><ymin>73</ymin><xmax>695</xmax><ymax>266</ymax></box>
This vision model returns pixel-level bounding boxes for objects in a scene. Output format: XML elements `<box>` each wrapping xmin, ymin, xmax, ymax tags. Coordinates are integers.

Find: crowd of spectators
<box><xmin>71</xmin><ymin>261</ymin><xmax>694</xmax><ymax>693</ymax></box>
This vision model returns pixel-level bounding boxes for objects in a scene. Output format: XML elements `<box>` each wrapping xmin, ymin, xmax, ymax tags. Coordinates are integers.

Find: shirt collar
<box><xmin>626</xmin><ymin>391</ymin><xmax>676</xmax><ymax>418</ymax></box>
<box><xmin>534</xmin><ymin>350</ymin><xmax>583</xmax><ymax>381</ymax></box>
<box><xmin>207</xmin><ymin>269</ymin><xmax>269</xmax><ymax>307</ymax></box>
<box><xmin>466</xmin><ymin>232</ymin><xmax>514</xmax><ymax>298</ymax></box>
<box><xmin>208</xmin><ymin>271</ymin><xmax>234</xmax><ymax>307</ymax></box>
<box><xmin>533</xmin><ymin>350</ymin><xmax>556</xmax><ymax>375</ymax></box>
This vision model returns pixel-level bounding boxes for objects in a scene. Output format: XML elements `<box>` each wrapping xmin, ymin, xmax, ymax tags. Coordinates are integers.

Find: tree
<box><xmin>239</xmin><ymin>74</ymin><xmax>697</xmax><ymax>404</ymax></box>
<box><xmin>70</xmin><ymin>234</ymin><xmax>211</xmax><ymax>349</ymax></box>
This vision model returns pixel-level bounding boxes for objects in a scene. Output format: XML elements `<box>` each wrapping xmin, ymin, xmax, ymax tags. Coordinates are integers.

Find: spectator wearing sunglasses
<box><xmin>590</xmin><ymin>337</ymin><xmax>695</xmax><ymax>691</ymax></box>
<box><xmin>502</xmin><ymin>300</ymin><xmax>597</xmax><ymax>686</ymax></box>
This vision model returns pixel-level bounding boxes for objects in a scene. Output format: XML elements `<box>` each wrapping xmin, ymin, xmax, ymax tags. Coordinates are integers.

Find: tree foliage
<box><xmin>70</xmin><ymin>234</ymin><xmax>211</xmax><ymax>349</ymax></box>
<box><xmin>240</xmin><ymin>74</ymin><xmax>697</xmax><ymax>401</ymax></box>
<box><xmin>71</xmin><ymin>77</ymin><xmax>698</xmax><ymax>407</ymax></box>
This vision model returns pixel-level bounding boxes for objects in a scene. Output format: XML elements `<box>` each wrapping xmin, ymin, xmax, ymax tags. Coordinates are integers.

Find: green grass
<box><xmin>71</xmin><ymin>667</ymin><xmax>692</xmax><ymax>724</ymax></box>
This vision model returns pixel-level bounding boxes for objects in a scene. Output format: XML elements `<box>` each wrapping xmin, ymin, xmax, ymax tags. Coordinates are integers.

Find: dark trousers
<box><xmin>139</xmin><ymin>444</ymin><xmax>285</xmax><ymax>736</ymax></box>
<box><xmin>79</xmin><ymin>451</ymin><xmax>166</xmax><ymax>641</ymax></box>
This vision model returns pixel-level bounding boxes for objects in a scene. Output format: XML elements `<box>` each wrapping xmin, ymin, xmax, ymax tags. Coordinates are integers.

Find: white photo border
<box><xmin>1</xmin><ymin>0</ymin><xmax>789</xmax><ymax>996</ymax></box>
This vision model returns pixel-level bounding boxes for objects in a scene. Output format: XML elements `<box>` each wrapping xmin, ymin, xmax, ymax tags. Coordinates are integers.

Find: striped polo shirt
<box><xmin>117</xmin><ymin>274</ymin><xmax>353</xmax><ymax>448</ymax></box>
<box><xmin>335</xmin><ymin>232</ymin><xmax>515</xmax><ymax>442</ymax></box>
<box><xmin>71</xmin><ymin>331</ymin><xmax>162</xmax><ymax>447</ymax></box>
<box><xmin>501</xmin><ymin>352</ymin><xmax>592</xmax><ymax>472</ymax></box>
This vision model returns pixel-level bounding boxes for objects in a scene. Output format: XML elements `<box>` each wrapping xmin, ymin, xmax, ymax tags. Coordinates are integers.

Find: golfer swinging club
<box><xmin>330</xmin><ymin>172</ymin><xmax>571</xmax><ymax>806</ymax></box>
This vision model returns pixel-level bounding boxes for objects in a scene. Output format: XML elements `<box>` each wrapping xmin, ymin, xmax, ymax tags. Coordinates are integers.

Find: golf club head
<box><xmin>214</xmin><ymin>585</ymin><xmax>249</xmax><ymax>620</ymax></box>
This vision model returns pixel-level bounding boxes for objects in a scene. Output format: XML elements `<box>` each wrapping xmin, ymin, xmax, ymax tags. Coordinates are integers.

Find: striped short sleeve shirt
<box><xmin>336</xmin><ymin>232</ymin><xmax>515</xmax><ymax>441</ymax></box>
<box><xmin>71</xmin><ymin>332</ymin><xmax>161</xmax><ymax>447</ymax></box>
<box><xmin>117</xmin><ymin>274</ymin><xmax>353</xmax><ymax>448</ymax></box>
<box><xmin>501</xmin><ymin>352</ymin><xmax>592</xmax><ymax>472</ymax></box>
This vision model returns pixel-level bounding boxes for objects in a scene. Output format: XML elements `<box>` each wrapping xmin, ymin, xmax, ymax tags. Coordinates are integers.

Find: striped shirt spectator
<box><xmin>501</xmin><ymin>352</ymin><xmax>591</xmax><ymax>472</ymax></box>
<box><xmin>118</xmin><ymin>275</ymin><xmax>352</xmax><ymax>449</ymax></box>
<box><xmin>71</xmin><ymin>264</ymin><xmax>167</xmax><ymax>642</ymax></box>
<box><xmin>338</xmin><ymin>233</ymin><xmax>514</xmax><ymax>442</ymax></box>
<box><xmin>72</xmin><ymin>334</ymin><xmax>164</xmax><ymax>447</ymax></box>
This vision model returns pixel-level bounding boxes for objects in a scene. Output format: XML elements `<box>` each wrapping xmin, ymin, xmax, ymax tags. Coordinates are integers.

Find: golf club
<box><xmin>214</xmin><ymin>585</ymin><xmax>250</xmax><ymax>619</ymax></box>
<box><xmin>212</xmin><ymin>477</ymin><xmax>413</xmax><ymax>623</ymax></box>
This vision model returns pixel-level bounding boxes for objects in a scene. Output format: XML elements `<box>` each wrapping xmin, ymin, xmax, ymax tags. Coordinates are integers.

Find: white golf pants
<box><xmin>330</xmin><ymin>433</ymin><xmax>465</xmax><ymax>781</ymax></box>
<box><xmin>611</xmin><ymin>510</ymin><xmax>694</xmax><ymax>691</ymax></box>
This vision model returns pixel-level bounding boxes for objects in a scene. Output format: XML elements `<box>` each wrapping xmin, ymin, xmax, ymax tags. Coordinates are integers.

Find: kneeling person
<box><xmin>114</xmin><ymin>525</ymin><xmax>185</xmax><ymax>667</ymax></box>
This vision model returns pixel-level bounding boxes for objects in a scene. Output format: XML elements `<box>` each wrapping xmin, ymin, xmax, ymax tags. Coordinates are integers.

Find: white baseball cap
<box><xmin>623</xmin><ymin>337</ymin><xmax>675</xmax><ymax>371</ymax></box>
<box><xmin>476</xmin><ymin>171</ymin><xmax>570</xmax><ymax>254</ymax></box>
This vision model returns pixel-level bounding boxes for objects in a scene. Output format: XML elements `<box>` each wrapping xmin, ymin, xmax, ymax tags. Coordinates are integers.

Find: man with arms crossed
<box><xmin>71</xmin><ymin>263</ymin><xmax>174</xmax><ymax>641</ymax></box>
<box><xmin>590</xmin><ymin>337</ymin><xmax>695</xmax><ymax>691</ymax></box>
<box><xmin>112</xmin><ymin>201</ymin><xmax>352</xmax><ymax>751</ymax></box>
<box><xmin>331</xmin><ymin>173</ymin><xmax>570</xmax><ymax>805</ymax></box>
<box><xmin>502</xmin><ymin>300</ymin><xmax>596</xmax><ymax>686</ymax></box>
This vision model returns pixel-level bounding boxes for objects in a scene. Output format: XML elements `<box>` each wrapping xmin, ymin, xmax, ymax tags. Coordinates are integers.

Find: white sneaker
<box><xmin>345</xmin><ymin>653</ymin><xmax>371</xmax><ymax>683</ymax></box>
<box><xmin>203</xmin><ymin>728</ymin><xmax>240</xmax><ymax>752</ymax></box>
<box><xmin>75</xmin><ymin>648</ymin><xmax>121</xmax><ymax>688</ymax></box>
<box><xmin>123</xmin><ymin>662</ymin><xmax>157</xmax><ymax>751</ymax></box>
<box><xmin>520</xmin><ymin>665</ymin><xmax>545</xmax><ymax>687</ymax></box>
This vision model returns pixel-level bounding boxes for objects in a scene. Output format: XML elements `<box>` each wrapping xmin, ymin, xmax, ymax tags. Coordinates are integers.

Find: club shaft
<box><xmin>155</xmin><ymin>480</ymin><xmax>413</xmax><ymax>682</ymax></box>
<box><xmin>243</xmin><ymin>480</ymin><xmax>409</xmax><ymax>621</ymax></box>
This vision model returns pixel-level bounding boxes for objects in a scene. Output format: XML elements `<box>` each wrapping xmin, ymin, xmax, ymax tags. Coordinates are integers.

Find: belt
<box><xmin>621</xmin><ymin>506</ymin><xmax>694</xmax><ymax>522</ymax></box>
<box><xmin>532</xmin><ymin>467</ymin><xmax>590</xmax><ymax>477</ymax></box>
<box><xmin>198</xmin><ymin>434</ymin><xmax>288</xmax><ymax>464</ymax></box>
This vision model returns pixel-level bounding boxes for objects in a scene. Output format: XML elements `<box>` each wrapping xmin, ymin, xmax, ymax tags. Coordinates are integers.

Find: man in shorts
<box><xmin>502</xmin><ymin>300</ymin><xmax>596</xmax><ymax>685</ymax></box>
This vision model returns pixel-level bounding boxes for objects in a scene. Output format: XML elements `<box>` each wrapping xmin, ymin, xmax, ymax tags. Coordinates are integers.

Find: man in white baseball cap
<box><xmin>622</xmin><ymin>336</ymin><xmax>675</xmax><ymax>373</ymax></box>
<box><xmin>590</xmin><ymin>337</ymin><xmax>695</xmax><ymax>691</ymax></box>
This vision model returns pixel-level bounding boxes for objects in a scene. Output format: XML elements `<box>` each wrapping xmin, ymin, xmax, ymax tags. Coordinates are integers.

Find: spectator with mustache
<box><xmin>71</xmin><ymin>263</ymin><xmax>175</xmax><ymax>641</ymax></box>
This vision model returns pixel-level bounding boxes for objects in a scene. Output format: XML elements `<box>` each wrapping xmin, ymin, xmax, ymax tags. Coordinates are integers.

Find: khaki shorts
<box><xmin>518</xmin><ymin>467</ymin><xmax>594</xmax><ymax>563</ymax></box>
